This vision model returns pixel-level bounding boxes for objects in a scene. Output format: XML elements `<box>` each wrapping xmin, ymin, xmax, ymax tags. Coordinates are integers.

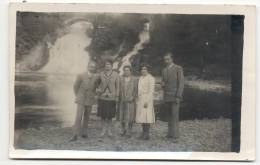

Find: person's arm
<box><xmin>115</xmin><ymin>73</ymin><xmax>120</xmax><ymax>101</ymax></box>
<box><xmin>118</xmin><ymin>77</ymin><xmax>122</xmax><ymax>101</ymax></box>
<box><xmin>94</xmin><ymin>73</ymin><xmax>102</xmax><ymax>95</ymax></box>
<box><xmin>144</xmin><ymin>76</ymin><xmax>155</xmax><ymax>108</ymax></box>
<box><xmin>161</xmin><ymin>69</ymin><xmax>165</xmax><ymax>88</ymax></box>
<box><xmin>149</xmin><ymin>76</ymin><xmax>155</xmax><ymax>102</ymax></box>
<box><xmin>132</xmin><ymin>77</ymin><xmax>139</xmax><ymax>102</ymax></box>
<box><xmin>176</xmin><ymin>66</ymin><xmax>185</xmax><ymax>99</ymax></box>
<box><xmin>73</xmin><ymin>74</ymin><xmax>82</xmax><ymax>95</ymax></box>
<box><xmin>128</xmin><ymin>77</ymin><xmax>137</xmax><ymax>102</ymax></box>
<box><xmin>133</xmin><ymin>77</ymin><xmax>138</xmax><ymax>101</ymax></box>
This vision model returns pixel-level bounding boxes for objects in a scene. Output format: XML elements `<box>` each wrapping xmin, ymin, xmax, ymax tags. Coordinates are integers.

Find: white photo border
<box><xmin>8</xmin><ymin>3</ymin><xmax>256</xmax><ymax>161</ymax></box>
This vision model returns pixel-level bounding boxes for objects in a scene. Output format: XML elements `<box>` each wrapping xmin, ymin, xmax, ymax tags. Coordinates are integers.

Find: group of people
<box><xmin>70</xmin><ymin>52</ymin><xmax>184</xmax><ymax>142</ymax></box>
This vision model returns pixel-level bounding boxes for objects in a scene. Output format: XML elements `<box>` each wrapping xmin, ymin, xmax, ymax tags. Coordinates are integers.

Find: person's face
<box><xmin>123</xmin><ymin>67</ymin><xmax>131</xmax><ymax>77</ymax></box>
<box><xmin>164</xmin><ymin>55</ymin><xmax>173</xmax><ymax>65</ymax></box>
<box><xmin>141</xmin><ymin>67</ymin><xmax>148</xmax><ymax>76</ymax></box>
<box><xmin>105</xmin><ymin>62</ymin><xmax>112</xmax><ymax>71</ymax></box>
<box><xmin>87</xmin><ymin>63</ymin><xmax>96</xmax><ymax>73</ymax></box>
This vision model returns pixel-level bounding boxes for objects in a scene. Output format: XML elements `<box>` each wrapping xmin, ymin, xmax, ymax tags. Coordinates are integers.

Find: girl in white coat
<box><xmin>136</xmin><ymin>64</ymin><xmax>155</xmax><ymax>140</ymax></box>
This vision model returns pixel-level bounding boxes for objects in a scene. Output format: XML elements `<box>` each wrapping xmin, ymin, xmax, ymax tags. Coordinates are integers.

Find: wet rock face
<box><xmin>16</xmin><ymin>13</ymin><xmax>65</xmax><ymax>67</ymax></box>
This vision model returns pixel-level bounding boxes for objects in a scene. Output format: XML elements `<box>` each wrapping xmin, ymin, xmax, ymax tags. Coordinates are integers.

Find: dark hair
<box><xmin>140</xmin><ymin>63</ymin><xmax>150</xmax><ymax>71</ymax></box>
<box><xmin>143</xmin><ymin>18</ymin><xmax>150</xmax><ymax>23</ymax></box>
<box><xmin>164</xmin><ymin>52</ymin><xmax>173</xmax><ymax>59</ymax></box>
<box><xmin>104</xmin><ymin>59</ymin><xmax>113</xmax><ymax>66</ymax></box>
<box><xmin>123</xmin><ymin>65</ymin><xmax>132</xmax><ymax>72</ymax></box>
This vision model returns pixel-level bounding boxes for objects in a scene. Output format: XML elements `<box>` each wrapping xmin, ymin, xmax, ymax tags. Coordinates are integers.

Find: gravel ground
<box><xmin>15</xmin><ymin>118</ymin><xmax>231</xmax><ymax>152</ymax></box>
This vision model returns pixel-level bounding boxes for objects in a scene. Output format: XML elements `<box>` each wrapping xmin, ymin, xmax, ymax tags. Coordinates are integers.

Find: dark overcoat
<box><xmin>118</xmin><ymin>76</ymin><xmax>137</xmax><ymax>122</ymax></box>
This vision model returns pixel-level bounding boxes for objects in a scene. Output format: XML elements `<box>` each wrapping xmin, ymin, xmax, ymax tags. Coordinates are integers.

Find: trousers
<box><xmin>165</xmin><ymin>101</ymin><xmax>180</xmax><ymax>138</ymax></box>
<box><xmin>73</xmin><ymin>104</ymin><xmax>92</xmax><ymax>136</ymax></box>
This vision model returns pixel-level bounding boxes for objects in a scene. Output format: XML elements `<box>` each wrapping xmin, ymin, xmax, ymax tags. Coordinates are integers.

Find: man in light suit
<box><xmin>162</xmin><ymin>52</ymin><xmax>184</xmax><ymax>142</ymax></box>
<box><xmin>69</xmin><ymin>62</ymin><xmax>98</xmax><ymax>141</ymax></box>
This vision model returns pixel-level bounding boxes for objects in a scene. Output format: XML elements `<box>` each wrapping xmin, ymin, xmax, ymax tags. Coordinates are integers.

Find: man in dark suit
<box><xmin>162</xmin><ymin>52</ymin><xmax>184</xmax><ymax>142</ymax></box>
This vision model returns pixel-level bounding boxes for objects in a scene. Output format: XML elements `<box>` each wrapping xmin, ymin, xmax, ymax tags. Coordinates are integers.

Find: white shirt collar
<box><xmin>168</xmin><ymin>63</ymin><xmax>174</xmax><ymax>68</ymax></box>
<box><xmin>88</xmin><ymin>71</ymin><xmax>93</xmax><ymax>77</ymax></box>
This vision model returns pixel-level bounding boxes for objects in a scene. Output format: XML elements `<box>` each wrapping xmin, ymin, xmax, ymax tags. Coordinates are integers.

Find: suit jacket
<box><xmin>162</xmin><ymin>63</ymin><xmax>184</xmax><ymax>102</ymax></box>
<box><xmin>74</xmin><ymin>72</ymin><xmax>98</xmax><ymax>106</ymax></box>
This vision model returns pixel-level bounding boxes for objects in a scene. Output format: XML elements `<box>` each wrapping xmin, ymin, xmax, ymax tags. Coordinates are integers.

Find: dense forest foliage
<box><xmin>16</xmin><ymin>12</ymin><xmax>232</xmax><ymax>80</ymax></box>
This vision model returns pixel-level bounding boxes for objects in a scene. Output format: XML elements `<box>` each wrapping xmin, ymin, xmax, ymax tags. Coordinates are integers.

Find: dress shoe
<box><xmin>81</xmin><ymin>134</ymin><xmax>88</xmax><ymax>139</ymax></box>
<box><xmin>138</xmin><ymin>133</ymin><xmax>145</xmax><ymax>140</ymax></box>
<box><xmin>143</xmin><ymin>135</ymin><xmax>150</xmax><ymax>140</ymax></box>
<box><xmin>69</xmin><ymin>136</ymin><xmax>77</xmax><ymax>142</ymax></box>
<box><xmin>165</xmin><ymin>134</ymin><xmax>173</xmax><ymax>138</ymax></box>
<box><xmin>172</xmin><ymin>138</ymin><xmax>179</xmax><ymax>143</ymax></box>
<box><xmin>107</xmin><ymin>129</ymin><xmax>113</xmax><ymax>138</ymax></box>
<box><xmin>99</xmin><ymin>128</ymin><xmax>106</xmax><ymax>138</ymax></box>
<box><xmin>125</xmin><ymin>130</ymin><xmax>132</xmax><ymax>138</ymax></box>
<box><xmin>120</xmin><ymin>130</ymin><xmax>126</xmax><ymax>136</ymax></box>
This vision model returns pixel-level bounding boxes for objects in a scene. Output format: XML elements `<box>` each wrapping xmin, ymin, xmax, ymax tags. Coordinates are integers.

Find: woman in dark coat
<box><xmin>118</xmin><ymin>65</ymin><xmax>137</xmax><ymax>137</ymax></box>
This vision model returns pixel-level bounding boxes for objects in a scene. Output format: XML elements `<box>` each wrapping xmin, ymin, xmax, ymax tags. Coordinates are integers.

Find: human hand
<box><xmin>128</xmin><ymin>97</ymin><xmax>134</xmax><ymax>102</ymax></box>
<box><xmin>144</xmin><ymin>103</ymin><xmax>148</xmax><ymax>108</ymax></box>
<box><xmin>96</xmin><ymin>88</ymin><xmax>102</xmax><ymax>95</ymax></box>
<box><xmin>175</xmin><ymin>98</ymin><xmax>181</xmax><ymax>104</ymax></box>
<box><xmin>161</xmin><ymin>81</ymin><xmax>165</xmax><ymax>87</ymax></box>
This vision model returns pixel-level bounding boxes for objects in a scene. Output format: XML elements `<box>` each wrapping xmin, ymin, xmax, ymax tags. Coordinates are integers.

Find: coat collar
<box><xmin>164</xmin><ymin>63</ymin><xmax>177</xmax><ymax>71</ymax></box>
<box><xmin>140</xmin><ymin>73</ymin><xmax>152</xmax><ymax>79</ymax></box>
<box><xmin>168</xmin><ymin>63</ymin><xmax>174</xmax><ymax>69</ymax></box>
<box><xmin>122</xmin><ymin>75</ymin><xmax>132</xmax><ymax>80</ymax></box>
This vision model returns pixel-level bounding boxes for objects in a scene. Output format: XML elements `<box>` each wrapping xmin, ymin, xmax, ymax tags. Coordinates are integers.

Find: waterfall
<box><xmin>116</xmin><ymin>22</ymin><xmax>150</xmax><ymax>74</ymax></box>
<box><xmin>41</xmin><ymin>21</ymin><xmax>93</xmax><ymax>126</ymax></box>
<box><xmin>41</xmin><ymin>21</ymin><xmax>92</xmax><ymax>74</ymax></box>
<box><xmin>112</xmin><ymin>43</ymin><xmax>124</xmax><ymax>70</ymax></box>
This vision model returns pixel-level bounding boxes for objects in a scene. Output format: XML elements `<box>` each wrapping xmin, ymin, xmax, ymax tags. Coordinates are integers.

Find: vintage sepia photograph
<box><xmin>9</xmin><ymin>3</ymin><xmax>256</xmax><ymax>160</ymax></box>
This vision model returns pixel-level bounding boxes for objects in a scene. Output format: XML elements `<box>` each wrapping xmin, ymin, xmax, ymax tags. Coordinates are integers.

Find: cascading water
<box><xmin>114</xmin><ymin>22</ymin><xmax>150</xmax><ymax>74</ymax></box>
<box><xmin>41</xmin><ymin>21</ymin><xmax>93</xmax><ymax>126</ymax></box>
<box><xmin>42</xmin><ymin>21</ymin><xmax>92</xmax><ymax>74</ymax></box>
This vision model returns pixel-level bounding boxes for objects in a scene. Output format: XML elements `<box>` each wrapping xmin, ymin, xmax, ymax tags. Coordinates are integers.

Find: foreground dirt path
<box><xmin>15</xmin><ymin>118</ymin><xmax>231</xmax><ymax>152</ymax></box>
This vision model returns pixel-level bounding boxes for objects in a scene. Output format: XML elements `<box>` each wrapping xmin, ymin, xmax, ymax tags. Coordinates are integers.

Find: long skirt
<box><xmin>119</xmin><ymin>101</ymin><xmax>136</xmax><ymax>123</ymax></box>
<box><xmin>97</xmin><ymin>99</ymin><xmax>116</xmax><ymax>120</ymax></box>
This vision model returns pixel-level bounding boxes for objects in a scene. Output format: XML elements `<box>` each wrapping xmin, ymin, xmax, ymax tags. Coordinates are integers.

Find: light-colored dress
<box><xmin>136</xmin><ymin>74</ymin><xmax>155</xmax><ymax>123</ymax></box>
